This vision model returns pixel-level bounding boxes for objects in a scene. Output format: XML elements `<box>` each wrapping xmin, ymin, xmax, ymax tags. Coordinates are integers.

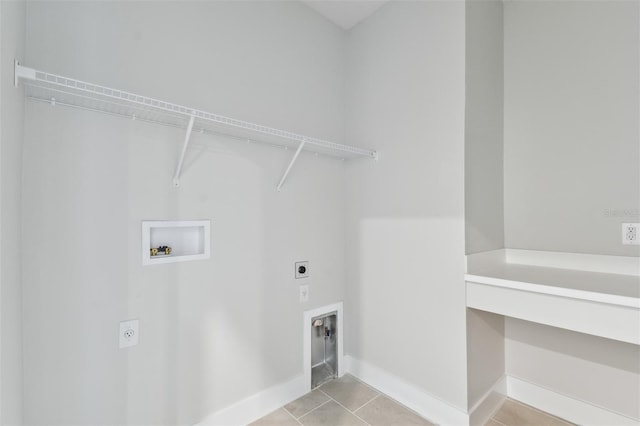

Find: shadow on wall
<box><xmin>174</xmin><ymin>139</ymin><xmax>271</xmax><ymax>423</ymax></box>
<box><xmin>505</xmin><ymin>318</ymin><xmax>640</xmax><ymax>419</ymax></box>
<box><xmin>507</xmin><ymin>318</ymin><xmax>640</xmax><ymax>375</ymax></box>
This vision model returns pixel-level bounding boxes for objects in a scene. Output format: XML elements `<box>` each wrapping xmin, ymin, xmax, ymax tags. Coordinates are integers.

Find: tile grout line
<box><xmin>508</xmin><ymin>399</ymin><xmax>575</xmax><ymax>425</ymax></box>
<box><xmin>347</xmin><ymin>377</ymin><xmax>436</xmax><ymax>425</ymax></box>
<box><xmin>343</xmin><ymin>374</ymin><xmax>435</xmax><ymax>425</ymax></box>
<box><xmin>490</xmin><ymin>418</ymin><xmax>509</xmax><ymax>426</ymax></box>
<box><xmin>350</xmin><ymin>393</ymin><xmax>382</xmax><ymax>426</ymax></box>
<box><xmin>258</xmin><ymin>379</ymin><xmax>570</xmax><ymax>426</ymax></box>
<box><xmin>319</xmin><ymin>380</ymin><xmax>432</xmax><ymax>426</ymax></box>
<box><xmin>345</xmin><ymin>373</ymin><xmax>385</xmax><ymax>396</ymax></box>
<box><xmin>318</xmin><ymin>376</ymin><xmax>381</xmax><ymax>413</ymax></box>
<box><xmin>382</xmin><ymin>394</ymin><xmax>438</xmax><ymax>425</ymax></box>
<box><xmin>281</xmin><ymin>406</ymin><xmax>304</xmax><ymax>426</ymax></box>
<box><xmin>296</xmin><ymin>398</ymin><xmax>333</xmax><ymax>421</ymax></box>
<box><xmin>352</xmin><ymin>393</ymin><xmax>381</xmax><ymax>414</ymax></box>
<box><xmin>317</xmin><ymin>388</ymin><xmax>331</xmax><ymax>400</ymax></box>
<box><xmin>317</xmin><ymin>389</ymin><xmax>373</xmax><ymax>426</ymax></box>
<box><xmin>352</xmin><ymin>410</ymin><xmax>374</xmax><ymax>426</ymax></box>
<box><xmin>354</xmin><ymin>394</ymin><xmax>437</xmax><ymax>426</ymax></box>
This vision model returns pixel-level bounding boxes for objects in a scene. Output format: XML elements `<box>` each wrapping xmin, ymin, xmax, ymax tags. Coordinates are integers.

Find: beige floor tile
<box><xmin>354</xmin><ymin>395</ymin><xmax>435</xmax><ymax>426</ymax></box>
<box><xmin>485</xmin><ymin>419</ymin><xmax>506</xmax><ymax>426</ymax></box>
<box><xmin>319</xmin><ymin>374</ymin><xmax>379</xmax><ymax>411</ymax></box>
<box><xmin>493</xmin><ymin>399</ymin><xmax>573</xmax><ymax>426</ymax></box>
<box><xmin>285</xmin><ymin>390</ymin><xmax>330</xmax><ymax>418</ymax></box>
<box><xmin>299</xmin><ymin>400</ymin><xmax>367</xmax><ymax>426</ymax></box>
<box><xmin>250</xmin><ymin>408</ymin><xmax>300</xmax><ymax>426</ymax></box>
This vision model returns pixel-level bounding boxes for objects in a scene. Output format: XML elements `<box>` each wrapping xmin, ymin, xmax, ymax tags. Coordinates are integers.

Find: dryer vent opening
<box><xmin>311</xmin><ymin>312</ymin><xmax>337</xmax><ymax>388</ymax></box>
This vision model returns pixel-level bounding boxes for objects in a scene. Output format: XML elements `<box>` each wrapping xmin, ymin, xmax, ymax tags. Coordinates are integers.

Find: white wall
<box><xmin>502</xmin><ymin>2</ymin><xmax>640</xmax><ymax>420</ymax></box>
<box><xmin>504</xmin><ymin>0</ymin><xmax>640</xmax><ymax>256</ymax></box>
<box><xmin>466</xmin><ymin>309</ymin><xmax>504</xmax><ymax>410</ymax></box>
<box><xmin>1</xmin><ymin>0</ymin><xmax>26</xmax><ymax>424</ymax></box>
<box><xmin>20</xmin><ymin>1</ymin><xmax>637</xmax><ymax>424</ymax></box>
<box><xmin>345</xmin><ymin>1</ymin><xmax>468</xmax><ymax>411</ymax></box>
<box><xmin>465</xmin><ymin>0</ymin><xmax>504</xmax><ymax>255</ymax></box>
<box><xmin>22</xmin><ymin>2</ymin><xmax>347</xmax><ymax>424</ymax></box>
<box><xmin>464</xmin><ymin>1</ymin><xmax>505</xmax><ymax>408</ymax></box>
<box><xmin>506</xmin><ymin>319</ymin><xmax>640</xmax><ymax>420</ymax></box>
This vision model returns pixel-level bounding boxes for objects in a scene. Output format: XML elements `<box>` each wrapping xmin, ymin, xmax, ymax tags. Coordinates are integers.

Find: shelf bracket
<box><xmin>14</xmin><ymin>60</ymin><xmax>36</xmax><ymax>88</ymax></box>
<box><xmin>277</xmin><ymin>139</ymin><xmax>306</xmax><ymax>192</ymax></box>
<box><xmin>172</xmin><ymin>114</ymin><xmax>196</xmax><ymax>188</ymax></box>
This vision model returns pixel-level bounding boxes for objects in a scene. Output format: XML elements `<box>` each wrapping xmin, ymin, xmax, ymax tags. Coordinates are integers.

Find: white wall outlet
<box><xmin>622</xmin><ymin>223</ymin><xmax>640</xmax><ymax>245</ymax></box>
<box><xmin>295</xmin><ymin>261</ymin><xmax>309</xmax><ymax>279</ymax></box>
<box><xmin>299</xmin><ymin>284</ymin><xmax>309</xmax><ymax>303</ymax></box>
<box><xmin>119</xmin><ymin>319</ymin><xmax>139</xmax><ymax>348</ymax></box>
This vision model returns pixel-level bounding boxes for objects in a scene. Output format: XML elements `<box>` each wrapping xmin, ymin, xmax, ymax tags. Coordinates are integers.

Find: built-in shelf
<box><xmin>142</xmin><ymin>220</ymin><xmax>210</xmax><ymax>265</ymax></box>
<box><xmin>14</xmin><ymin>61</ymin><xmax>377</xmax><ymax>190</ymax></box>
<box><xmin>465</xmin><ymin>250</ymin><xmax>640</xmax><ymax>345</ymax></box>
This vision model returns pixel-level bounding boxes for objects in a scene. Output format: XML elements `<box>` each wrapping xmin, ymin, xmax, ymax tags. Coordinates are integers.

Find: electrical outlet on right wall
<box><xmin>622</xmin><ymin>223</ymin><xmax>639</xmax><ymax>245</ymax></box>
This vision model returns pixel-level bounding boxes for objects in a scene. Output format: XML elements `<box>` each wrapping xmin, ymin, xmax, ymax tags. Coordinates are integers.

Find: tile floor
<box><xmin>250</xmin><ymin>375</ymin><xmax>574</xmax><ymax>426</ymax></box>
<box><xmin>487</xmin><ymin>399</ymin><xmax>574</xmax><ymax>426</ymax></box>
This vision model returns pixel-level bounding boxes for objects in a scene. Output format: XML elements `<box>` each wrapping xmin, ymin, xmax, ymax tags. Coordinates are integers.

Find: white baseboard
<box><xmin>191</xmin><ymin>363</ymin><xmax>639</xmax><ymax>426</ymax></box>
<box><xmin>507</xmin><ymin>376</ymin><xmax>640</xmax><ymax>426</ymax></box>
<box><xmin>195</xmin><ymin>375</ymin><xmax>306</xmax><ymax>426</ymax></box>
<box><xmin>344</xmin><ymin>356</ymin><xmax>470</xmax><ymax>425</ymax></box>
<box><xmin>468</xmin><ymin>376</ymin><xmax>507</xmax><ymax>426</ymax></box>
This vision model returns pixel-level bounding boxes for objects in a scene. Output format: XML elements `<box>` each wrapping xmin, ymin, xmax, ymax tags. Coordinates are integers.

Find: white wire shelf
<box><xmin>15</xmin><ymin>62</ymin><xmax>377</xmax><ymax>189</ymax></box>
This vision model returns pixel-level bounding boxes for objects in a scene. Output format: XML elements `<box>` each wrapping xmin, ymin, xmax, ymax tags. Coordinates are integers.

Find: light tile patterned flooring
<box><xmin>488</xmin><ymin>399</ymin><xmax>574</xmax><ymax>426</ymax></box>
<box><xmin>250</xmin><ymin>375</ymin><xmax>574</xmax><ymax>426</ymax></box>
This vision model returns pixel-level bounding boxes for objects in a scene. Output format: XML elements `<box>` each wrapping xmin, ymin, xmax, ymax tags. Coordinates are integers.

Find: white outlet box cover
<box><xmin>119</xmin><ymin>319</ymin><xmax>139</xmax><ymax>348</ymax></box>
<box><xmin>622</xmin><ymin>223</ymin><xmax>640</xmax><ymax>245</ymax></box>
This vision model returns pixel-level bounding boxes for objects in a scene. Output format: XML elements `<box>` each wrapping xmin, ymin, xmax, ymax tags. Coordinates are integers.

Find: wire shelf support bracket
<box><xmin>172</xmin><ymin>114</ymin><xmax>196</xmax><ymax>188</ymax></box>
<box><xmin>277</xmin><ymin>139</ymin><xmax>306</xmax><ymax>192</ymax></box>
<box><xmin>14</xmin><ymin>61</ymin><xmax>378</xmax><ymax>190</ymax></box>
<box><xmin>14</xmin><ymin>60</ymin><xmax>35</xmax><ymax>88</ymax></box>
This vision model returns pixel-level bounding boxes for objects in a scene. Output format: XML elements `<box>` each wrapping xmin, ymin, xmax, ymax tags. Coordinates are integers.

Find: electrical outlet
<box><xmin>295</xmin><ymin>261</ymin><xmax>309</xmax><ymax>279</ymax></box>
<box><xmin>119</xmin><ymin>319</ymin><xmax>139</xmax><ymax>348</ymax></box>
<box><xmin>299</xmin><ymin>284</ymin><xmax>309</xmax><ymax>303</ymax></box>
<box><xmin>622</xmin><ymin>223</ymin><xmax>640</xmax><ymax>245</ymax></box>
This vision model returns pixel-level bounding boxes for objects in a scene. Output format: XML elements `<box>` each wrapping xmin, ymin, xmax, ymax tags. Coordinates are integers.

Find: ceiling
<box><xmin>301</xmin><ymin>1</ymin><xmax>389</xmax><ymax>30</ymax></box>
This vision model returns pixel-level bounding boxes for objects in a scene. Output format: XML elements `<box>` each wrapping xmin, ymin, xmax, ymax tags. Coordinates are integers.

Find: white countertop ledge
<box><xmin>465</xmin><ymin>250</ymin><xmax>640</xmax><ymax>345</ymax></box>
<box><xmin>466</xmin><ymin>250</ymin><xmax>639</xmax><ymax>308</ymax></box>
<box><xmin>465</xmin><ymin>270</ymin><xmax>639</xmax><ymax>309</ymax></box>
